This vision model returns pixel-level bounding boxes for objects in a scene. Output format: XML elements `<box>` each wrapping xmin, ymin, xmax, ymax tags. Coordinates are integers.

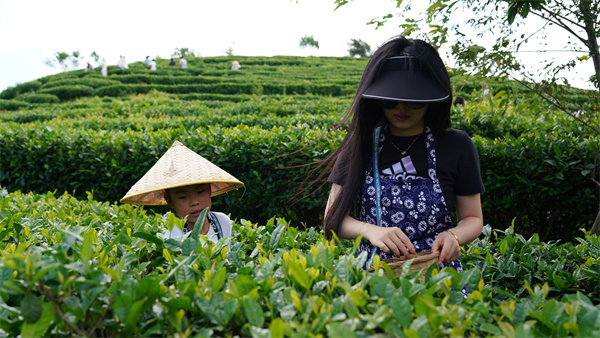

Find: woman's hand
<box><xmin>431</xmin><ymin>231</ymin><xmax>461</xmax><ymax>265</ymax></box>
<box><xmin>362</xmin><ymin>223</ymin><xmax>416</xmax><ymax>259</ymax></box>
<box><xmin>431</xmin><ymin>194</ymin><xmax>484</xmax><ymax>265</ymax></box>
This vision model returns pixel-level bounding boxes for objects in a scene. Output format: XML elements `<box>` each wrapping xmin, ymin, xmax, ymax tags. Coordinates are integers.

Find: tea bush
<box><xmin>0</xmin><ymin>190</ymin><xmax>599</xmax><ymax>336</ymax></box>
<box><xmin>0</xmin><ymin>123</ymin><xmax>340</xmax><ymax>226</ymax></box>
<box><xmin>39</xmin><ymin>85</ymin><xmax>94</xmax><ymax>101</ymax></box>
<box><xmin>0</xmin><ymin>55</ymin><xmax>598</xmax><ymax>240</ymax></box>
<box><xmin>0</xmin><ymin>99</ymin><xmax>29</xmax><ymax>111</ymax></box>
<box><xmin>0</xmin><ymin>80</ymin><xmax>42</xmax><ymax>100</ymax></box>
<box><xmin>1</xmin><ymin>116</ymin><xmax>596</xmax><ymax>239</ymax></box>
<box><xmin>41</xmin><ymin>77</ymin><xmax>120</xmax><ymax>89</ymax></box>
<box><xmin>14</xmin><ymin>92</ymin><xmax>60</xmax><ymax>104</ymax></box>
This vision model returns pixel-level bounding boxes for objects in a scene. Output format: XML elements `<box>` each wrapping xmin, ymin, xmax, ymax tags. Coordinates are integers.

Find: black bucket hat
<box><xmin>362</xmin><ymin>56</ymin><xmax>450</xmax><ymax>103</ymax></box>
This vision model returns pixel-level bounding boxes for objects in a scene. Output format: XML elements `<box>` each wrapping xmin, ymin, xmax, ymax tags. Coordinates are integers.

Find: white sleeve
<box><xmin>166</xmin><ymin>226</ymin><xmax>184</xmax><ymax>239</ymax></box>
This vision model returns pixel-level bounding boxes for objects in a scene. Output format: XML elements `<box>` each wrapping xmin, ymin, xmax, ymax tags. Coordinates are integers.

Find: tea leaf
<box><xmin>326</xmin><ymin>322</ymin><xmax>356</xmax><ymax>338</ymax></box>
<box><xmin>21</xmin><ymin>293</ymin><xmax>42</xmax><ymax>323</ymax></box>
<box><xmin>20</xmin><ymin>302</ymin><xmax>54</xmax><ymax>337</ymax></box>
<box><xmin>270</xmin><ymin>223</ymin><xmax>285</xmax><ymax>252</ymax></box>
<box><xmin>269</xmin><ymin>318</ymin><xmax>286</xmax><ymax>338</ymax></box>
<box><xmin>211</xmin><ymin>238</ymin><xmax>230</xmax><ymax>259</ymax></box>
<box><xmin>181</xmin><ymin>238</ymin><xmax>198</xmax><ymax>257</ymax></box>
<box><xmin>131</xmin><ymin>232</ymin><xmax>164</xmax><ymax>250</ymax></box>
<box><xmin>242</xmin><ymin>296</ymin><xmax>265</xmax><ymax>327</ymax></box>
<box><xmin>190</xmin><ymin>207</ymin><xmax>209</xmax><ymax>239</ymax></box>
<box><xmin>80</xmin><ymin>228</ymin><xmax>96</xmax><ymax>264</ymax></box>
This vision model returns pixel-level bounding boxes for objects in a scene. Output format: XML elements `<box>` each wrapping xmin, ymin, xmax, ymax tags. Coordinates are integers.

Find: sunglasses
<box><xmin>377</xmin><ymin>100</ymin><xmax>427</xmax><ymax>110</ymax></box>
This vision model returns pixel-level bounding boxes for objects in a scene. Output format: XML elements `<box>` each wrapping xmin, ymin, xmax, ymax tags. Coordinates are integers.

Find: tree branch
<box><xmin>535</xmin><ymin>4</ymin><xmax>591</xmax><ymax>46</ymax></box>
<box><xmin>507</xmin><ymin>72</ymin><xmax>600</xmax><ymax>135</ymax></box>
<box><xmin>38</xmin><ymin>279</ymin><xmax>88</xmax><ymax>337</ymax></box>
<box><xmin>531</xmin><ymin>11</ymin><xmax>589</xmax><ymax>47</ymax></box>
<box><xmin>539</xmin><ymin>3</ymin><xmax>587</xmax><ymax>30</ymax></box>
<box><xmin>89</xmin><ymin>297</ymin><xmax>113</xmax><ymax>337</ymax></box>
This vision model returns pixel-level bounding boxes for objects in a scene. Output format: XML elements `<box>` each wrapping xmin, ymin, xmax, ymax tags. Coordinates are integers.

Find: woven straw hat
<box><xmin>120</xmin><ymin>141</ymin><xmax>244</xmax><ymax>205</ymax></box>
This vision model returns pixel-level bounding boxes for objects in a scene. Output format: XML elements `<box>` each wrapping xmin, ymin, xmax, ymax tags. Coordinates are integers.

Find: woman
<box><xmin>324</xmin><ymin>35</ymin><xmax>484</xmax><ymax>273</ymax></box>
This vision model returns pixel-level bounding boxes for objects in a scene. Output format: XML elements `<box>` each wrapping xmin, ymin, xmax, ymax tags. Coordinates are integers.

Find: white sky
<box><xmin>0</xmin><ymin>0</ymin><xmax>595</xmax><ymax>92</ymax></box>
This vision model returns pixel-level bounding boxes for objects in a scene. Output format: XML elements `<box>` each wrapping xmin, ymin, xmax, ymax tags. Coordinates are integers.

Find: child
<box><xmin>323</xmin><ymin>35</ymin><xmax>484</xmax><ymax>280</ymax></box>
<box><xmin>120</xmin><ymin>141</ymin><xmax>244</xmax><ymax>244</ymax></box>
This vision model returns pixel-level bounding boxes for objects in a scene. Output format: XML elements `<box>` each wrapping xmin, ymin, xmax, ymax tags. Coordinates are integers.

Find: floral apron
<box><xmin>358</xmin><ymin>126</ymin><xmax>463</xmax><ymax>275</ymax></box>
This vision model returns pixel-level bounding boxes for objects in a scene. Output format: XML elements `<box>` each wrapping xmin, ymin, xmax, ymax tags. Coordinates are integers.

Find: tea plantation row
<box><xmin>1</xmin><ymin>92</ymin><xmax>598</xmax><ymax>241</ymax></box>
<box><xmin>0</xmin><ymin>190</ymin><xmax>599</xmax><ymax>336</ymax></box>
<box><xmin>0</xmin><ymin>56</ymin><xmax>367</xmax><ymax>105</ymax></box>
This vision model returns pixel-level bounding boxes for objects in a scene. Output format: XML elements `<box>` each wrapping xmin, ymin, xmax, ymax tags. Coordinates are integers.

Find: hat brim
<box><xmin>120</xmin><ymin>141</ymin><xmax>244</xmax><ymax>205</ymax></box>
<box><xmin>120</xmin><ymin>180</ymin><xmax>244</xmax><ymax>206</ymax></box>
<box><xmin>362</xmin><ymin>56</ymin><xmax>450</xmax><ymax>103</ymax></box>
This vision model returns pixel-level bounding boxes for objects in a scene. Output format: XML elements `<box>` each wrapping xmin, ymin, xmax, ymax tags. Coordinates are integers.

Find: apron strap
<box><xmin>208</xmin><ymin>212</ymin><xmax>223</xmax><ymax>240</ymax></box>
<box><xmin>368</xmin><ymin>127</ymin><xmax>383</xmax><ymax>268</ymax></box>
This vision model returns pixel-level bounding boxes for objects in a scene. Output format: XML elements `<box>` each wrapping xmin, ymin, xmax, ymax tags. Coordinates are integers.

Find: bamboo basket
<box><xmin>379</xmin><ymin>250</ymin><xmax>439</xmax><ymax>279</ymax></box>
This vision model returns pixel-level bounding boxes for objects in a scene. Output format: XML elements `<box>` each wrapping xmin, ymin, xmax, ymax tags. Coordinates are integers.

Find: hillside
<box><xmin>1</xmin><ymin>55</ymin><xmax>600</xmax><ymax>337</ymax></box>
<box><xmin>0</xmin><ymin>55</ymin><xmax>598</xmax><ymax>241</ymax></box>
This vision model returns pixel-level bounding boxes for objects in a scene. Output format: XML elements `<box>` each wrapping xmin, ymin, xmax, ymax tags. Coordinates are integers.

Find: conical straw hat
<box><xmin>120</xmin><ymin>141</ymin><xmax>244</xmax><ymax>205</ymax></box>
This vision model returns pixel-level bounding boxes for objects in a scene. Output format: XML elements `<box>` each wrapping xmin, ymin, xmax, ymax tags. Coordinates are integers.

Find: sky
<box><xmin>0</xmin><ymin>0</ymin><xmax>595</xmax><ymax>92</ymax></box>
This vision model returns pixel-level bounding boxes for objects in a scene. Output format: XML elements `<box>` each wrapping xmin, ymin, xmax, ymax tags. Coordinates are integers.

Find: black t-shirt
<box><xmin>328</xmin><ymin>128</ymin><xmax>484</xmax><ymax>210</ymax></box>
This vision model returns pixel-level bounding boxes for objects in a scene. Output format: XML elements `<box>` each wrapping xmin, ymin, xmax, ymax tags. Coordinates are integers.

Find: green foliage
<box><xmin>172</xmin><ymin>47</ymin><xmax>196</xmax><ymax>58</ymax></box>
<box><xmin>0</xmin><ymin>190</ymin><xmax>599</xmax><ymax>336</ymax></box>
<box><xmin>347</xmin><ymin>38</ymin><xmax>371</xmax><ymax>58</ymax></box>
<box><xmin>14</xmin><ymin>93</ymin><xmax>60</xmax><ymax>104</ymax></box>
<box><xmin>0</xmin><ymin>81</ymin><xmax>42</xmax><ymax>100</ymax></box>
<box><xmin>39</xmin><ymin>85</ymin><xmax>94</xmax><ymax>101</ymax></box>
<box><xmin>299</xmin><ymin>35</ymin><xmax>320</xmax><ymax>50</ymax></box>
<box><xmin>42</xmin><ymin>77</ymin><xmax>120</xmax><ymax>90</ymax></box>
<box><xmin>0</xmin><ymin>100</ymin><xmax>29</xmax><ymax>111</ymax></box>
<box><xmin>1</xmin><ymin>55</ymin><xmax>366</xmax><ymax>102</ymax></box>
<box><xmin>463</xmin><ymin>224</ymin><xmax>600</xmax><ymax>302</ymax></box>
<box><xmin>0</xmin><ymin>55</ymin><xmax>598</xmax><ymax>240</ymax></box>
<box><xmin>0</xmin><ymin>122</ymin><xmax>339</xmax><ymax>227</ymax></box>
<box><xmin>45</xmin><ymin>50</ymin><xmax>85</xmax><ymax>71</ymax></box>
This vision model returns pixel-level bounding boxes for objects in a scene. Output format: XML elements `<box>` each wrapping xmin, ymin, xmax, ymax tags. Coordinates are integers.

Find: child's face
<box><xmin>167</xmin><ymin>183</ymin><xmax>212</xmax><ymax>228</ymax></box>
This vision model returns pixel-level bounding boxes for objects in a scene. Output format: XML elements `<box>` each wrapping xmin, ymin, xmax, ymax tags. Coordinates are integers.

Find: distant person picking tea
<box><xmin>178</xmin><ymin>57</ymin><xmax>187</xmax><ymax>69</ymax></box>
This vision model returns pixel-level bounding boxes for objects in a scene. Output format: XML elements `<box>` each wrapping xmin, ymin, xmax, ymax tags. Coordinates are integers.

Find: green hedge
<box><xmin>0</xmin><ymin>124</ymin><xmax>337</xmax><ymax>228</ymax></box>
<box><xmin>0</xmin><ymin>95</ymin><xmax>348</xmax><ymax>123</ymax></box>
<box><xmin>41</xmin><ymin>77</ymin><xmax>120</xmax><ymax>89</ymax></box>
<box><xmin>0</xmin><ymin>123</ymin><xmax>597</xmax><ymax>240</ymax></box>
<box><xmin>14</xmin><ymin>92</ymin><xmax>60</xmax><ymax>104</ymax></box>
<box><xmin>92</xmin><ymin>83</ymin><xmax>350</xmax><ymax>98</ymax></box>
<box><xmin>0</xmin><ymin>80</ymin><xmax>42</xmax><ymax>100</ymax></box>
<box><xmin>39</xmin><ymin>85</ymin><xmax>94</xmax><ymax>101</ymax></box>
<box><xmin>0</xmin><ymin>100</ymin><xmax>29</xmax><ymax>111</ymax></box>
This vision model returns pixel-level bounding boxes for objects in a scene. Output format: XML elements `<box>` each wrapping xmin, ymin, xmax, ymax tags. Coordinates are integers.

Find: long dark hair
<box><xmin>321</xmin><ymin>35</ymin><xmax>453</xmax><ymax>238</ymax></box>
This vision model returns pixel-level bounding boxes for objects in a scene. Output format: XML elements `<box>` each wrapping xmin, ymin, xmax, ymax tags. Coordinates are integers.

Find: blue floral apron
<box><xmin>358</xmin><ymin>126</ymin><xmax>463</xmax><ymax>275</ymax></box>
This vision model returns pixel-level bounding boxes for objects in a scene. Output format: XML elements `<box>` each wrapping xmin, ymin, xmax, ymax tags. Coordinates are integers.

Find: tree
<box><xmin>347</xmin><ymin>38</ymin><xmax>371</xmax><ymax>58</ymax></box>
<box><xmin>91</xmin><ymin>51</ymin><xmax>100</xmax><ymax>63</ymax></box>
<box><xmin>335</xmin><ymin>0</ymin><xmax>599</xmax><ymax>93</ymax></box>
<box><xmin>173</xmin><ymin>47</ymin><xmax>197</xmax><ymax>58</ymax></box>
<box><xmin>299</xmin><ymin>35</ymin><xmax>320</xmax><ymax>53</ymax></box>
<box><xmin>45</xmin><ymin>50</ymin><xmax>84</xmax><ymax>71</ymax></box>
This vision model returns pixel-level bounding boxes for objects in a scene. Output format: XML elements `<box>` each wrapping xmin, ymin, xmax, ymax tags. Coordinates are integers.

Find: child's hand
<box><xmin>362</xmin><ymin>224</ymin><xmax>416</xmax><ymax>259</ymax></box>
<box><xmin>431</xmin><ymin>231</ymin><xmax>461</xmax><ymax>265</ymax></box>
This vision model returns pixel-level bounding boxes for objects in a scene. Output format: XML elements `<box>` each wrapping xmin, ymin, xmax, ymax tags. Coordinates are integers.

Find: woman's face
<box><xmin>381</xmin><ymin>101</ymin><xmax>428</xmax><ymax>136</ymax></box>
<box><xmin>167</xmin><ymin>183</ymin><xmax>212</xmax><ymax>228</ymax></box>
